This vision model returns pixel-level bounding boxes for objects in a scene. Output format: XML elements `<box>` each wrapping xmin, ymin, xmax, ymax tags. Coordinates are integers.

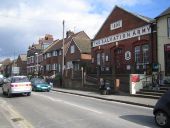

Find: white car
<box><xmin>2</xmin><ymin>76</ymin><xmax>32</xmax><ymax>97</ymax></box>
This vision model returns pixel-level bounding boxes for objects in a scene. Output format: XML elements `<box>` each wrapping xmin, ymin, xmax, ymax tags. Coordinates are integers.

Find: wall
<box><xmin>157</xmin><ymin>15</ymin><xmax>170</xmax><ymax>74</ymax></box>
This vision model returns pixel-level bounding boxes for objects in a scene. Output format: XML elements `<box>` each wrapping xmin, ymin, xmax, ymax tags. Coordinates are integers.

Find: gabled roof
<box><xmin>72</xmin><ymin>37</ymin><xmax>91</xmax><ymax>53</ymax></box>
<box><xmin>94</xmin><ymin>5</ymin><xmax>154</xmax><ymax>39</ymax></box>
<box><xmin>43</xmin><ymin>31</ymin><xmax>90</xmax><ymax>56</ymax></box>
<box><xmin>19</xmin><ymin>54</ymin><xmax>27</xmax><ymax>61</ymax></box>
<box><xmin>118</xmin><ymin>6</ymin><xmax>154</xmax><ymax>23</ymax></box>
<box><xmin>43</xmin><ymin>39</ymin><xmax>59</xmax><ymax>53</ymax></box>
<box><xmin>155</xmin><ymin>7</ymin><xmax>170</xmax><ymax>19</ymax></box>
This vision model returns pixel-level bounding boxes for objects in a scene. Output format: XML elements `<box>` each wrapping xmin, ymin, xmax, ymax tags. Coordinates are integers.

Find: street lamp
<box><xmin>35</xmin><ymin>52</ymin><xmax>38</xmax><ymax>77</ymax></box>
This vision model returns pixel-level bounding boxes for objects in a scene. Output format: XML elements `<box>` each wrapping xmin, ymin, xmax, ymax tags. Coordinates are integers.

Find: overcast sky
<box><xmin>0</xmin><ymin>0</ymin><xmax>169</xmax><ymax>61</ymax></box>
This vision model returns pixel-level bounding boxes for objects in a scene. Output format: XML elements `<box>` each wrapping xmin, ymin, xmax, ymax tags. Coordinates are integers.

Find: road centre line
<box><xmin>33</xmin><ymin>93</ymin><xmax>102</xmax><ymax>114</ymax></box>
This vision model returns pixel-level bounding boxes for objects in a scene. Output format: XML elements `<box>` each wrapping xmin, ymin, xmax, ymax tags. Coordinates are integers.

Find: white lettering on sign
<box><xmin>110</xmin><ymin>20</ymin><xmax>122</xmax><ymax>30</ymax></box>
<box><xmin>93</xmin><ymin>25</ymin><xmax>151</xmax><ymax>47</ymax></box>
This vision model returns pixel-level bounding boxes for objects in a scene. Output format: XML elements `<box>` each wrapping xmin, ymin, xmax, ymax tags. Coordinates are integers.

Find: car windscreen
<box><xmin>34</xmin><ymin>79</ymin><xmax>47</xmax><ymax>84</ymax></box>
<box><xmin>12</xmin><ymin>77</ymin><xmax>29</xmax><ymax>83</ymax></box>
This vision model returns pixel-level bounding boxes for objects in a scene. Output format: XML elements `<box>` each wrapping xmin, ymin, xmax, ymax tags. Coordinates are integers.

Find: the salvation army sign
<box><xmin>125</xmin><ymin>51</ymin><xmax>131</xmax><ymax>60</ymax></box>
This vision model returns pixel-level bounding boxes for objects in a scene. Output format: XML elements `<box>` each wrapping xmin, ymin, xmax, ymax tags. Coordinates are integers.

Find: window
<box><xmin>97</xmin><ymin>53</ymin><xmax>101</xmax><ymax>65</ymax></box>
<box><xmin>51</xmin><ymin>64</ymin><xmax>56</xmax><ymax>70</ymax></box>
<box><xmin>135</xmin><ymin>46</ymin><xmax>140</xmax><ymax>63</ymax></box>
<box><xmin>168</xmin><ymin>18</ymin><xmax>170</xmax><ymax>38</ymax></box>
<box><xmin>46</xmin><ymin>65</ymin><xmax>50</xmax><ymax>71</ymax></box>
<box><xmin>44</xmin><ymin>54</ymin><xmax>47</xmax><ymax>59</ymax></box>
<box><xmin>58</xmin><ymin>64</ymin><xmax>61</xmax><ymax>72</ymax></box>
<box><xmin>52</xmin><ymin>51</ymin><xmax>58</xmax><ymax>56</ymax></box>
<box><xmin>165</xmin><ymin>44</ymin><xmax>170</xmax><ymax>75</ymax></box>
<box><xmin>134</xmin><ymin>44</ymin><xmax>149</xmax><ymax>66</ymax></box>
<box><xmin>142</xmin><ymin>44</ymin><xmax>149</xmax><ymax>64</ymax></box>
<box><xmin>70</xmin><ymin>45</ymin><xmax>75</xmax><ymax>53</ymax></box>
<box><xmin>101</xmin><ymin>52</ymin><xmax>105</xmax><ymax>65</ymax></box>
<box><xmin>47</xmin><ymin>53</ymin><xmax>51</xmax><ymax>58</ymax></box>
<box><xmin>106</xmin><ymin>55</ymin><xmax>109</xmax><ymax>61</ymax></box>
<box><xmin>59</xmin><ymin>50</ymin><xmax>62</xmax><ymax>55</ymax></box>
<box><xmin>66</xmin><ymin>61</ymin><xmax>73</xmax><ymax>69</ymax></box>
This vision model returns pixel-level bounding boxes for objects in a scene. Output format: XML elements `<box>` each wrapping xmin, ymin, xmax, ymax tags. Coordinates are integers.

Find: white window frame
<box><xmin>70</xmin><ymin>45</ymin><xmax>75</xmax><ymax>53</ymax></box>
<box><xmin>47</xmin><ymin>53</ymin><xmax>51</xmax><ymax>58</ymax></box>
<box><xmin>142</xmin><ymin>44</ymin><xmax>149</xmax><ymax>64</ymax></box>
<box><xmin>135</xmin><ymin>46</ymin><xmax>140</xmax><ymax>63</ymax></box>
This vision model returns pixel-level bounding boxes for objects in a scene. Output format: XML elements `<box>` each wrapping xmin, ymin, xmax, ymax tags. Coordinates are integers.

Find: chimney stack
<box><xmin>66</xmin><ymin>30</ymin><xmax>74</xmax><ymax>38</ymax></box>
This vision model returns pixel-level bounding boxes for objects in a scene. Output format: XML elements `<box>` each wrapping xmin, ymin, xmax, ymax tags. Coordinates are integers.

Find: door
<box><xmin>165</xmin><ymin>44</ymin><xmax>170</xmax><ymax>76</ymax></box>
<box><xmin>114</xmin><ymin>48</ymin><xmax>124</xmax><ymax>74</ymax></box>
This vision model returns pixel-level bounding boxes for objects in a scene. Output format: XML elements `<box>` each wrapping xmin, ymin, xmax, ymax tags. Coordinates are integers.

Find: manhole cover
<box><xmin>12</xmin><ymin>118</ymin><xmax>23</xmax><ymax>122</ymax></box>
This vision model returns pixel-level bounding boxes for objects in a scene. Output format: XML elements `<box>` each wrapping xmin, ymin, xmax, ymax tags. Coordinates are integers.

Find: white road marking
<box><xmin>33</xmin><ymin>92</ymin><xmax>102</xmax><ymax>114</ymax></box>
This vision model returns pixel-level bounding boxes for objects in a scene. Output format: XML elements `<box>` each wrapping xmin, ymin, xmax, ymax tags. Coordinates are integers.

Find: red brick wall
<box><xmin>91</xmin><ymin>6</ymin><xmax>157</xmax><ymax>74</ymax></box>
<box><xmin>65</xmin><ymin>40</ymin><xmax>81</xmax><ymax>62</ymax></box>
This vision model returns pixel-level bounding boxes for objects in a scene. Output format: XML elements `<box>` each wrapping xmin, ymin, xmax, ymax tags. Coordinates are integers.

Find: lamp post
<box><xmin>35</xmin><ymin>52</ymin><xmax>38</xmax><ymax>77</ymax></box>
<box><xmin>62</xmin><ymin>20</ymin><xmax>65</xmax><ymax>86</ymax></box>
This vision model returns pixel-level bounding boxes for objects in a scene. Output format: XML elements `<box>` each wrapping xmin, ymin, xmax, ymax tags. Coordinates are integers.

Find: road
<box><xmin>0</xmin><ymin>88</ymin><xmax>158</xmax><ymax>128</ymax></box>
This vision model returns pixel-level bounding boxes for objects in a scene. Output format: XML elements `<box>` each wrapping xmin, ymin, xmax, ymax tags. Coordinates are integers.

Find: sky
<box><xmin>0</xmin><ymin>0</ymin><xmax>169</xmax><ymax>61</ymax></box>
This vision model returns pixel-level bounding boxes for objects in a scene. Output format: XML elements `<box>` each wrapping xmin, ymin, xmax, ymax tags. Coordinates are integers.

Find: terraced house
<box><xmin>156</xmin><ymin>7</ymin><xmax>170</xmax><ymax>78</ymax></box>
<box><xmin>42</xmin><ymin>31</ymin><xmax>91</xmax><ymax>79</ymax></box>
<box><xmin>27</xmin><ymin>34</ymin><xmax>53</xmax><ymax>76</ymax></box>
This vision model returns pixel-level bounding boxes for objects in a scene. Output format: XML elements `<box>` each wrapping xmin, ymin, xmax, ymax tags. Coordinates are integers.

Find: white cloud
<box><xmin>0</xmin><ymin>0</ymin><xmax>153</xmax><ymax>60</ymax></box>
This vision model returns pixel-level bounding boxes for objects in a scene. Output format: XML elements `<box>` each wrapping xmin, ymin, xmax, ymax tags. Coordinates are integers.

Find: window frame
<box><xmin>70</xmin><ymin>45</ymin><xmax>75</xmax><ymax>54</ymax></box>
<box><xmin>168</xmin><ymin>17</ymin><xmax>170</xmax><ymax>38</ymax></box>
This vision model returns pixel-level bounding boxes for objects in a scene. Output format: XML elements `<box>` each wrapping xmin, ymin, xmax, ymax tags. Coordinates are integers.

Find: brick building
<box><xmin>91</xmin><ymin>6</ymin><xmax>157</xmax><ymax>75</ymax></box>
<box><xmin>27</xmin><ymin>34</ymin><xmax>53</xmax><ymax>76</ymax></box>
<box><xmin>16</xmin><ymin>54</ymin><xmax>27</xmax><ymax>75</ymax></box>
<box><xmin>42</xmin><ymin>31</ymin><xmax>91</xmax><ymax>78</ymax></box>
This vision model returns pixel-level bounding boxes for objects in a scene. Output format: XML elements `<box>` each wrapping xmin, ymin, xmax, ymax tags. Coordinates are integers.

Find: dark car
<box><xmin>30</xmin><ymin>78</ymin><xmax>51</xmax><ymax>92</ymax></box>
<box><xmin>153</xmin><ymin>89</ymin><xmax>170</xmax><ymax>127</ymax></box>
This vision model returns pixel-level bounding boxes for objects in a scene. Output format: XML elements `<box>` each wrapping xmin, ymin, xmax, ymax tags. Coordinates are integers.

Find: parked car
<box><xmin>153</xmin><ymin>89</ymin><xmax>170</xmax><ymax>127</ymax></box>
<box><xmin>2</xmin><ymin>76</ymin><xmax>32</xmax><ymax>97</ymax></box>
<box><xmin>0</xmin><ymin>74</ymin><xmax>4</xmax><ymax>86</ymax></box>
<box><xmin>30</xmin><ymin>78</ymin><xmax>51</xmax><ymax>92</ymax></box>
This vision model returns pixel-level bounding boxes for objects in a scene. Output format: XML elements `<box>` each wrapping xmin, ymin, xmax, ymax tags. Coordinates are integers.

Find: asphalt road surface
<box><xmin>0</xmin><ymin>88</ymin><xmax>158</xmax><ymax>128</ymax></box>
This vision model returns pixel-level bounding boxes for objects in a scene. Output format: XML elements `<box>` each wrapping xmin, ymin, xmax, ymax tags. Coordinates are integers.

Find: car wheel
<box><xmin>27</xmin><ymin>92</ymin><xmax>31</xmax><ymax>96</ymax></box>
<box><xmin>7</xmin><ymin>90</ymin><xmax>12</xmax><ymax>98</ymax></box>
<box><xmin>155</xmin><ymin>111</ymin><xmax>170</xmax><ymax>127</ymax></box>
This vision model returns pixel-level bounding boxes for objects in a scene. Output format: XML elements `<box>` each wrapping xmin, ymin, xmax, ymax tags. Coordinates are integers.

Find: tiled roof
<box><xmin>43</xmin><ymin>40</ymin><xmax>59</xmax><ymax>53</ymax></box>
<box><xmin>19</xmin><ymin>54</ymin><xmax>27</xmax><ymax>61</ymax></box>
<box><xmin>72</xmin><ymin>37</ymin><xmax>91</xmax><ymax>53</ymax></box>
<box><xmin>43</xmin><ymin>31</ymin><xmax>90</xmax><ymax>55</ymax></box>
<box><xmin>32</xmin><ymin>44</ymin><xmax>42</xmax><ymax>50</ymax></box>
<box><xmin>156</xmin><ymin>7</ymin><xmax>170</xmax><ymax>19</ymax></box>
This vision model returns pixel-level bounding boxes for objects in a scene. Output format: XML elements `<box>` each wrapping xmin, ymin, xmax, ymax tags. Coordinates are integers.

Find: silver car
<box><xmin>2</xmin><ymin>76</ymin><xmax>32</xmax><ymax>98</ymax></box>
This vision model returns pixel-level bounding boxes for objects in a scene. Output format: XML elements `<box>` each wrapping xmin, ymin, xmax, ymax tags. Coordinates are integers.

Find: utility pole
<box><xmin>62</xmin><ymin>20</ymin><xmax>65</xmax><ymax>85</ymax></box>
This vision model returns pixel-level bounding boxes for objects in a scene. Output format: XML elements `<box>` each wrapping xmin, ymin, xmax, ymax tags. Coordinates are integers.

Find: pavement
<box><xmin>52</xmin><ymin>87</ymin><xmax>158</xmax><ymax>108</ymax></box>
